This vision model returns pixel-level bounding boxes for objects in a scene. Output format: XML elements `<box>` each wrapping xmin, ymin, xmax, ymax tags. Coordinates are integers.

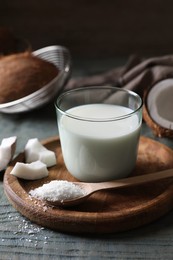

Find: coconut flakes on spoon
<box><xmin>29</xmin><ymin>180</ymin><xmax>85</xmax><ymax>202</ymax></box>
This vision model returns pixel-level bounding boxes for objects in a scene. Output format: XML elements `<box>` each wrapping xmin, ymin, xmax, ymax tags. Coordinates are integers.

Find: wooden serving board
<box><xmin>3</xmin><ymin>136</ymin><xmax>173</xmax><ymax>234</ymax></box>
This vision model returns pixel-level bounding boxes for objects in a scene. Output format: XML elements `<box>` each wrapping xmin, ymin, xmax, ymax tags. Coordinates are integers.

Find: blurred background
<box><xmin>1</xmin><ymin>0</ymin><xmax>173</xmax><ymax>60</ymax></box>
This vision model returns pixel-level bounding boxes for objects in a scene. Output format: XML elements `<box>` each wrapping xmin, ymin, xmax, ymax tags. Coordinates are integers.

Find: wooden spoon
<box><xmin>46</xmin><ymin>168</ymin><xmax>173</xmax><ymax>207</ymax></box>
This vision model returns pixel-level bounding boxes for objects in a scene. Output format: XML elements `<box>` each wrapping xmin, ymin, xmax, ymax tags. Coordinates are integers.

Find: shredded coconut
<box><xmin>29</xmin><ymin>180</ymin><xmax>85</xmax><ymax>202</ymax></box>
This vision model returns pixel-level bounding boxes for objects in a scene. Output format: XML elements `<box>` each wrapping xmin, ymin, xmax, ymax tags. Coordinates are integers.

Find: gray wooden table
<box><xmin>0</xmin><ymin>59</ymin><xmax>173</xmax><ymax>260</ymax></box>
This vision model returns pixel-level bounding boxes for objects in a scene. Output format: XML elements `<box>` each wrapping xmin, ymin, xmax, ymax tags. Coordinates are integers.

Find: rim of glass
<box><xmin>55</xmin><ymin>86</ymin><xmax>143</xmax><ymax>122</ymax></box>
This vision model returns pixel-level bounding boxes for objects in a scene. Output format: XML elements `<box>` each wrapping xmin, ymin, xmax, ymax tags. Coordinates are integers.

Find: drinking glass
<box><xmin>55</xmin><ymin>86</ymin><xmax>143</xmax><ymax>182</ymax></box>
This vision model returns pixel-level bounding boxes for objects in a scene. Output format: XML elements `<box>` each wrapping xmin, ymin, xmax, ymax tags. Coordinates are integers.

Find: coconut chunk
<box><xmin>0</xmin><ymin>136</ymin><xmax>17</xmax><ymax>171</ymax></box>
<box><xmin>143</xmin><ymin>79</ymin><xmax>173</xmax><ymax>138</ymax></box>
<box><xmin>25</xmin><ymin>138</ymin><xmax>56</xmax><ymax>167</ymax></box>
<box><xmin>10</xmin><ymin>160</ymin><xmax>48</xmax><ymax>180</ymax></box>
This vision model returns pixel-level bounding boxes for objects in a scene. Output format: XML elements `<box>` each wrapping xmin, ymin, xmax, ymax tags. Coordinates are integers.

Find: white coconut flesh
<box><xmin>147</xmin><ymin>79</ymin><xmax>173</xmax><ymax>129</ymax></box>
<box><xmin>25</xmin><ymin>138</ymin><xmax>56</xmax><ymax>167</ymax></box>
<box><xmin>10</xmin><ymin>161</ymin><xmax>49</xmax><ymax>180</ymax></box>
<box><xmin>0</xmin><ymin>136</ymin><xmax>17</xmax><ymax>171</ymax></box>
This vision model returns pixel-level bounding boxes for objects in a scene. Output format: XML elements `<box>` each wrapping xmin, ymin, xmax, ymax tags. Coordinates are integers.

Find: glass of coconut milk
<box><xmin>55</xmin><ymin>86</ymin><xmax>143</xmax><ymax>182</ymax></box>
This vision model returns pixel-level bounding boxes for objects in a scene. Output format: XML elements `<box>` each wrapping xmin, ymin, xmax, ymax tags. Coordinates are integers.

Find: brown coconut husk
<box><xmin>0</xmin><ymin>52</ymin><xmax>59</xmax><ymax>104</ymax></box>
<box><xmin>0</xmin><ymin>27</ymin><xmax>31</xmax><ymax>56</ymax></box>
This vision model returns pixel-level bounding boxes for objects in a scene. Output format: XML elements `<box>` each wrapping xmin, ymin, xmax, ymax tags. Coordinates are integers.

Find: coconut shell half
<box><xmin>143</xmin><ymin>79</ymin><xmax>173</xmax><ymax>138</ymax></box>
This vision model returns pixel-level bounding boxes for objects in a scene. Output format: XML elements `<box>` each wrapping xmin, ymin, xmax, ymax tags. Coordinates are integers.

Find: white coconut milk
<box><xmin>58</xmin><ymin>104</ymin><xmax>141</xmax><ymax>182</ymax></box>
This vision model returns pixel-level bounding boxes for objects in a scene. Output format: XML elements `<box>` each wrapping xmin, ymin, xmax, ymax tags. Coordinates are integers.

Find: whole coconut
<box><xmin>0</xmin><ymin>52</ymin><xmax>59</xmax><ymax>103</ymax></box>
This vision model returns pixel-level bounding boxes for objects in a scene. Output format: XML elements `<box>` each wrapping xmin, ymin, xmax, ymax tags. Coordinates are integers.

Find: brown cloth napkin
<box><xmin>65</xmin><ymin>55</ymin><xmax>173</xmax><ymax>97</ymax></box>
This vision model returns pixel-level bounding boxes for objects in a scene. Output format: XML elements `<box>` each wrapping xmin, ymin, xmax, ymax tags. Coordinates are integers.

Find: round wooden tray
<box><xmin>3</xmin><ymin>136</ymin><xmax>173</xmax><ymax>234</ymax></box>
